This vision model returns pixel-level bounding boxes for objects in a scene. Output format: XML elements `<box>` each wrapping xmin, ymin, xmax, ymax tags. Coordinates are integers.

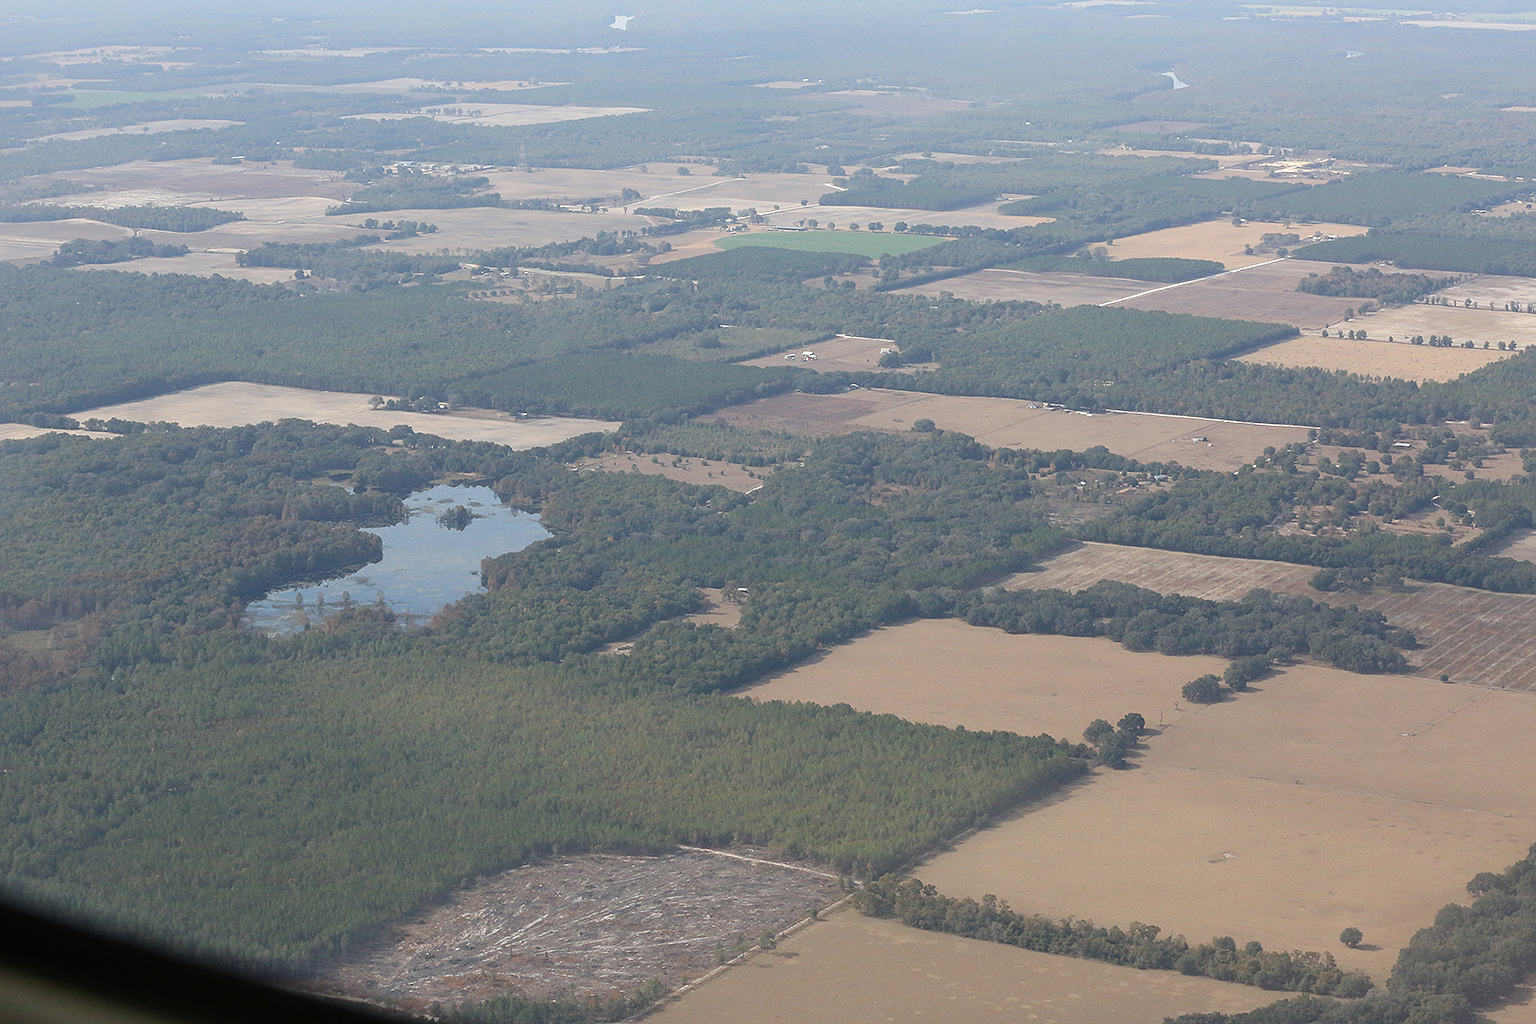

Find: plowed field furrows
<box><xmin>1005</xmin><ymin>542</ymin><xmax>1536</xmax><ymax>690</ymax></box>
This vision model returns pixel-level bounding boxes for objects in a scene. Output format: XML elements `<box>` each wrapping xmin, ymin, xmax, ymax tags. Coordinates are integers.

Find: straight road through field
<box><xmin>1099</xmin><ymin>257</ymin><xmax>1288</xmax><ymax>306</ymax></box>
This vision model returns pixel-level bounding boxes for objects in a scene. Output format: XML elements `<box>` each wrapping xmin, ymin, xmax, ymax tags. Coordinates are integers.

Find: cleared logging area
<box><xmin>1006</xmin><ymin>541</ymin><xmax>1536</xmax><ymax>690</ymax></box>
<box><xmin>310</xmin><ymin>849</ymin><xmax>838</xmax><ymax>1014</ymax></box>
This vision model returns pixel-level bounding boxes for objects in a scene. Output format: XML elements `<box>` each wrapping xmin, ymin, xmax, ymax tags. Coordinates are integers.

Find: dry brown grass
<box><xmin>916</xmin><ymin>662</ymin><xmax>1536</xmax><ymax>980</ymax></box>
<box><xmin>892</xmin><ymin>267</ymin><xmax>1153</xmax><ymax>306</ymax></box>
<box><xmin>1107</xmin><ymin>220</ymin><xmax>1369</xmax><ymax>267</ymax></box>
<box><xmin>747</xmin><ymin>613</ymin><xmax>1536</xmax><ymax>982</ymax></box>
<box><xmin>743</xmin><ymin>619</ymin><xmax>1227</xmax><ymax>741</ymax></box>
<box><xmin>569</xmin><ymin>451</ymin><xmax>771</xmax><ymax>494</ymax></box>
<box><xmin>736</xmin><ymin>335</ymin><xmax>937</xmax><ymax>374</ymax></box>
<box><xmin>1115</xmin><ymin>259</ymin><xmax>1359</xmax><ymax>326</ymax></box>
<box><xmin>714</xmin><ymin>388</ymin><xmax>1309</xmax><ymax>471</ymax></box>
<box><xmin>344</xmin><ymin>103</ymin><xmax>647</xmax><ymax>129</ymax></box>
<box><xmin>1238</xmin><ymin>335</ymin><xmax>1514</xmax><ymax>382</ymax></box>
<box><xmin>73</xmin><ymin>382</ymin><xmax>618</xmax><ymax>448</ymax></box>
<box><xmin>650</xmin><ymin>909</ymin><xmax>1282</xmax><ymax>1024</ymax></box>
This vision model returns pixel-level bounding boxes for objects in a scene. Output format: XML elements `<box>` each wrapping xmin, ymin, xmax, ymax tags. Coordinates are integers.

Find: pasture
<box><xmin>72</xmin><ymin>382</ymin><xmax>618</xmax><ymax>448</ymax></box>
<box><xmin>1237</xmin><ymin>334</ymin><xmax>1513</xmax><ymax>382</ymax></box>
<box><xmin>1105</xmin><ymin>220</ymin><xmax>1370</xmax><ymax>266</ymax></box>
<box><xmin>737</xmin><ymin>336</ymin><xmax>937</xmax><ymax>373</ymax></box>
<box><xmin>342</xmin><ymin>103</ymin><xmax>647</xmax><ymax>129</ymax></box>
<box><xmin>893</xmin><ymin>267</ymin><xmax>1158</xmax><ymax>306</ymax></box>
<box><xmin>714</xmin><ymin>388</ymin><xmax>1310</xmax><ymax>471</ymax></box>
<box><xmin>916</xmin><ymin>661</ymin><xmax>1536</xmax><ymax>980</ymax></box>
<box><xmin>714</xmin><ymin>229</ymin><xmax>943</xmax><ymax>258</ymax></box>
<box><xmin>1008</xmin><ymin>541</ymin><xmax>1536</xmax><ymax>690</ymax></box>
<box><xmin>746</xmin><ymin>615</ymin><xmax>1536</xmax><ymax>981</ymax></box>
<box><xmin>651</xmin><ymin>910</ymin><xmax>1281</xmax><ymax>1024</ymax></box>
<box><xmin>569</xmin><ymin>451</ymin><xmax>771</xmax><ymax>494</ymax></box>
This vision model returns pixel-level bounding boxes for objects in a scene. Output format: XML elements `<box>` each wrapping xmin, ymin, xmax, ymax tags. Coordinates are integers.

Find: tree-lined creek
<box><xmin>245</xmin><ymin>484</ymin><xmax>548</xmax><ymax>634</ymax></box>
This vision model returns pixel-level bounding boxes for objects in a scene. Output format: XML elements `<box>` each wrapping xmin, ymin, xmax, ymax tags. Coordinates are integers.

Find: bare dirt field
<box><xmin>310</xmin><ymin>848</ymin><xmax>839</xmax><ymax>1014</ymax></box>
<box><xmin>742</xmin><ymin>619</ymin><xmax>1229</xmax><ymax>741</ymax></box>
<box><xmin>483</xmin><ymin>168</ymin><xmax>837</xmax><ymax>214</ymax></box>
<box><xmin>1237</xmin><ymin>334</ymin><xmax>1513</xmax><ymax>381</ymax></box>
<box><xmin>1115</xmin><ymin>259</ymin><xmax>1361</xmax><ymax>327</ymax></box>
<box><xmin>1106</xmin><ymin>220</ymin><xmax>1369</xmax><ymax>268</ymax></box>
<box><xmin>570</xmin><ymin>451</ymin><xmax>772</xmax><ymax>493</ymax></box>
<box><xmin>1007</xmin><ymin>541</ymin><xmax>1536</xmax><ymax>690</ymax></box>
<box><xmin>73</xmin><ymin>382</ymin><xmax>618</xmax><ymax>448</ymax></box>
<box><xmin>649</xmin><ymin>909</ymin><xmax>1282</xmax><ymax>1024</ymax></box>
<box><xmin>714</xmin><ymin>389</ymin><xmax>1310</xmax><ymax>470</ymax></box>
<box><xmin>893</xmin><ymin>267</ymin><xmax>1159</xmax><ymax>306</ymax></box>
<box><xmin>737</xmin><ymin>335</ymin><xmax>938</xmax><ymax>373</ymax></box>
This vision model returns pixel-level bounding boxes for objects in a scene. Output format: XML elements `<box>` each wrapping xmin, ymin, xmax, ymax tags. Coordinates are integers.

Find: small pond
<box><xmin>245</xmin><ymin>484</ymin><xmax>549</xmax><ymax>635</ymax></box>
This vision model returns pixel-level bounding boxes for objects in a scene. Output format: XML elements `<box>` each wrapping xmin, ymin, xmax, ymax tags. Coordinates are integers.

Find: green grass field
<box><xmin>716</xmin><ymin>230</ymin><xmax>944</xmax><ymax>258</ymax></box>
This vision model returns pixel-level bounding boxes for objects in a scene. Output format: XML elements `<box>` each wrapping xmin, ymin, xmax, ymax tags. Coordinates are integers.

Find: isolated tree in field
<box><xmin>912</xmin><ymin>418</ymin><xmax>936</xmax><ymax>432</ymax></box>
<box><xmin>1117</xmin><ymin>712</ymin><xmax>1146</xmax><ymax>735</ymax></box>
<box><xmin>1340</xmin><ymin>927</ymin><xmax>1363</xmax><ymax>948</ymax></box>
<box><xmin>1182</xmin><ymin>674</ymin><xmax>1223</xmax><ymax>704</ymax></box>
<box><xmin>1083</xmin><ymin>719</ymin><xmax>1115</xmax><ymax>744</ymax></box>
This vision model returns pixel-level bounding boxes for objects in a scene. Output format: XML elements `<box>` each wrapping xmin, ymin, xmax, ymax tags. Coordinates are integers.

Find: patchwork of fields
<box><xmin>1006</xmin><ymin>541</ymin><xmax>1536</xmax><ymax>690</ymax></box>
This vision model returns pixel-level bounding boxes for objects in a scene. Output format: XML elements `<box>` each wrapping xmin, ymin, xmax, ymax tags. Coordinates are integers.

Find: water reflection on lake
<box><xmin>245</xmin><ymin>484</ymin><xmax>548</xmax><ymax>635</ymax></box>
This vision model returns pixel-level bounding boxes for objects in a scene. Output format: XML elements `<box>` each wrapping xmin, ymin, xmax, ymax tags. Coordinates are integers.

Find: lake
<box><xmin>245</xmin><ymin>484</ymin><xmax>549</xmax><ymax>634</ymax></box>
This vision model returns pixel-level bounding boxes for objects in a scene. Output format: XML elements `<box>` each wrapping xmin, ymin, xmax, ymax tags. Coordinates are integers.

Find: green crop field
<box><xmin>716</xmin><ymin>230</ymin><xmax>945</xmax><ymax>258</ymax></box>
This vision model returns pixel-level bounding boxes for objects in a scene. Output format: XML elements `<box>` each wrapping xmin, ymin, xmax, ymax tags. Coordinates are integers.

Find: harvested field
<box><xmin>73</xmin><ymin>382</ymin><xmax>618</xmax><ymax>448</ymax></box>
<box><xmin>808</xmin><ymin>89</ymin><xmax>973</xmax><ymax>118</ymax></box>
<box><xmin>714</xmin><ymin>229</ymin><xmax>943</xmax><ymax>258</ymax></box>
<box><xmin>713</xmin><ymin>388</ymin><xmax>1310</xmax><ymax>471</ymax></box>
<box><xmin>482</xmin><ymin>168</ymin><xmax>835</xmax><ymax>214</ymax></box>
<box><xmin>742</xmin><ymin>618</ymin><xmax>1228</xmax><ymax>741</ymax></box>
<box><xmin>360</xmin><ymin>207</ymin><xmax>637</xmax><ymax>255</ymax></box>
<box><xmin>1237</xmin><ymin>334</ymin><xmax>1513</xmax><ymax>382</ymax></box>
<box><xmin>0</xmin><ymin>424</ymin><xmax>117</xmax><ymax>442</ymax></box>
<box><xmin>1298</xmin><ymin>294</ymin><xmax>1536</xmax><ymax>356</ymax></box>
<box><xmin>1006</xmin><ymin>540</ymin><xmax>1536</xmax><ymax>690</ymax></box>
<box><xmin>892</xmin><ymin>267</ymin><xmax>1158</xmax><ymax>306</ymax></box>
<box><xmin>650</xmin><ymin>909</ymin><xmax>1282</xmax><ymax>1024</ymax></box>
<box><xmin>31</xmin><ymin>157</ymin><xmax>355</xmax><ymax>205</ymax></box>
<box><xmin>1106</xmin><ymin>220</ymin><xmax>1369</xmax><ymax>268</ymax></box>
<box><xmin>1432</xmin><ymin>275</ymin><xmax>1536</xmax><ymax>310</ymax></box>
<box><xmin>73</xmin><ymin>249</ymin><xmax>301</xmax><ymax>285</ymax></box>
<box><xmin>22</xmin><ymin>118</ymin><xmax>242</xmax><ymax>144</ymax></box>
<box><xmin>570</xmin><ymin>451</ymin><xmax>771</xmax><ymax>493</ymax></box>
<box><xmin>0</xmin><ymin>219</ymin><xmax>130</xmax><ymax>262</ymax></box>
<box><xmin>310</xmin><ymin>848</ymin><xmax>838</xmax><ymax>1014</ymax></box>
<box><xmin>1486</xmin><ymin>528</ymin><xmax>1536</xmax><ymax>563</ymax></box>
<box><xmin>916</xmin><ymin>660</ymin><xmax>1536</xmax><ymax>979</ymax></box>
<box><xmin>1115</xmin><ymin>259</ymin><xmax>1360</xmax><ymax>327</ymax></box>
<box><xmin>737</xmin><ymin>335</ymin><xmax>937</xmax><ymax>374</ymax></box>
<box><xmin>344</xmin><ymin>103</ymin><xmax>647</xmax><ymax>128</ymax></box>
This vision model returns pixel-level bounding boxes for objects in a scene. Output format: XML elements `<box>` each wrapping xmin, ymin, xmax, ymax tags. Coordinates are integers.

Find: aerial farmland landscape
<box><xmin>11</xmin><ymin>2</ymin><xmax>1536</xmax><ymax>1024</ymax></box>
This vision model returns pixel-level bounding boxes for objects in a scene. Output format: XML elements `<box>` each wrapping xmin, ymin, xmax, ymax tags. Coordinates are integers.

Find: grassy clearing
<box><xmin>715</xmin><ymin>231</ymin><xmax>944</xmax><ymax>258</ymax></box>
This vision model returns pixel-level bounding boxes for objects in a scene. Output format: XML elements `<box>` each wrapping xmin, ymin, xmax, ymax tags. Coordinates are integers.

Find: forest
<box><xmin>11</xmin><ymin>5</ymin><xmax>1536</xmax><ymax>1020</ymax></box>
<box><xmin>0</xmin><ymin>423</ymin><xmax>1441</xmax><ymax>976</ymax></box>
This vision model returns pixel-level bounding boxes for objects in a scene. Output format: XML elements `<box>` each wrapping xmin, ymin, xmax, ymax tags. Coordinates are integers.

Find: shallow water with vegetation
<box><xmin>245</xmin><ymin>484</ymin><xmax>548</xmax><ymax>634</ymax></box>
